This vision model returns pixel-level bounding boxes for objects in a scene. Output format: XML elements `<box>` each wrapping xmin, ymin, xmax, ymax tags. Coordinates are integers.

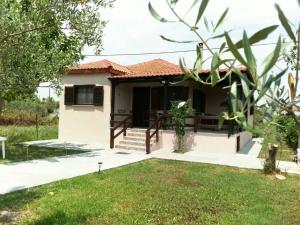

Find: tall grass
<box><xmin>0</xmin><ymin>125</ymin><xmax>58</xmax><ymax>144</ymax></box>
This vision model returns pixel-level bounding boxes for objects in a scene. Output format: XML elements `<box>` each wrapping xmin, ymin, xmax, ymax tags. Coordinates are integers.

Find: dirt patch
<box><xmin>171</xmin><ymin>177</ymin><xmax>201</xmax><ymax>187</ymax></box>
<box><xmin>158</xmin><ymin>174</ymin><xmax>201</xmax><ymax>188</ymax></box>
<box><xmin>87</xmin><ymin>215</ymin><xmax>116</xmax><ymax>225</ymax></box>
<box><xmin>0</xmin><ymin>211</ymin><xmax>21</xmax><ymax>224</ymax></box>
<box><xmin>135</xmin><ymin>172</ymin><xmax>146</xmax><ymax>178</ymax></box>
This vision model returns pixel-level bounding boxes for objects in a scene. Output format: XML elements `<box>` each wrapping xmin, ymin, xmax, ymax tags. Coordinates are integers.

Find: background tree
<box><xmin>0</xmin><ymin>0</ymin><xmax>113</xmax><ymax>112</ymax></box>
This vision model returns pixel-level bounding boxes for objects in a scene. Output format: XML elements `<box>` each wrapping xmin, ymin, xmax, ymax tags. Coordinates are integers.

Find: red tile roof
<box><xmin>68</xmin><ymin>58</ymin><xmax>247</xmax><ymax>78</ymax></box>
<box><xmin>68</xmin><ymin>59</ymin><xmax>130</xmax><ymax>75</ymax></box>
<box><xmin>116</xmin><ymin>58</ymin><xmax>183</xmax><ymax>78</ymax></box>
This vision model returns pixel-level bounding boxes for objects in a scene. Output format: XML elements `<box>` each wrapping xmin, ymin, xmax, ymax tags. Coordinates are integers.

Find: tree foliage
<box><xmin>0</xmin><ymin>0</ymin><xmax>112</xmax><ymax>101</ymax></box>
<box><xmin>148</xmin><ymin>0</ymin><xmax>300</xmax><ymax>135</ymax></box>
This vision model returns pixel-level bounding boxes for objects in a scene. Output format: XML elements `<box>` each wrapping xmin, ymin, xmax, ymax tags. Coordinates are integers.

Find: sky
<box><xmin>37</xmin><ymin>0</ymin><xmax>300</xmax><ymax>99</ymax></box>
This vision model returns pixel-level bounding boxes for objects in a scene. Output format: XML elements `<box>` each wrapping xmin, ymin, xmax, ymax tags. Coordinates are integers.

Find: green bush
<box><xmin>0</xmin><ymin>97</ymin><xmax>59</xmax><ymax>126</ymax></box>
<box><xmin>170</xmin><ymin>100</ymin><xmax>192</xmax><ymax>153</ymax></box>
<box><xmin>276</xmin><ymin>115</ymin><xmax>299</xmax><ymax>150</ymax></box>
<box><xmin>263</xmin><ymin>160</ymin><xmax>274</xmax><ymax>174</ymax></box>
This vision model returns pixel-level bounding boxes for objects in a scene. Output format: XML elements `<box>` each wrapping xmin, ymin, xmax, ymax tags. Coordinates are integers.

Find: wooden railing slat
<box><xmin>110</xmin><ymin>114</ymin><xmax>132</xmax><ymax>149</ymax></box>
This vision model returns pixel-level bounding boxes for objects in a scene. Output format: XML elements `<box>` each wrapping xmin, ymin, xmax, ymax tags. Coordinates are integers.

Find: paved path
<box><xmin>0</xmin><ymin>150</ymin><xmax>151</xmax><ymax>195</ymax></box>
<box><xmin>0</xmin><ymin>139</ymin><xmax>299</xmax><ymax>195</ymax></box>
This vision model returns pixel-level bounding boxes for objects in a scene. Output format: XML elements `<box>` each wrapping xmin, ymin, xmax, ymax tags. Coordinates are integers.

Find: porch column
<box><xmin>110</xmin><ymin>81</ymin><xmax>117</xmax><ymax>127</ymax></box>
<box><xmin>163</xmin><ymin>80</ymin><xmax>169</xmax><ymax>113</ymax></box>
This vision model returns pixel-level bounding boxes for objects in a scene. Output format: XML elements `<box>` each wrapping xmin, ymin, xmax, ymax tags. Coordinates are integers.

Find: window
<box><xmin>64</xmin><ymin>85</ymin><xmax>103</xmax><ymax>106</ymax></box>
<box><xmin>75</xmin><ymin>86</ymin><xmax>94</xmax><ymax>105</ymax></box>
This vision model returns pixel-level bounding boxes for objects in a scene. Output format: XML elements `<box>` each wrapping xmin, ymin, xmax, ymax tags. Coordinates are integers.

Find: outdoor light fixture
<box><xmin>98</xmin><ymin>162</ymin><xmax>103</xmax><ymax>173</ymax></box>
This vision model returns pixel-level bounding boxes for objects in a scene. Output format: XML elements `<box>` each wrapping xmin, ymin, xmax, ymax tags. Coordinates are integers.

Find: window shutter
<box><xmin>93</xmin><ymin>86</ymin><xmax>104</xmax><ymax>106</ymax></box>
<box><xmin>64</xmin><ymin>86</ymin><xmax>74</xmax><ymax>105</ymax></box>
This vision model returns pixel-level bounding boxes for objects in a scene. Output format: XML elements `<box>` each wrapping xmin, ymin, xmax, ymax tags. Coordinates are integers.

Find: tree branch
<box><xmin>0</xmin><ymin>26</ymin><xmax>49</xmax><ymax>43</ymax></box>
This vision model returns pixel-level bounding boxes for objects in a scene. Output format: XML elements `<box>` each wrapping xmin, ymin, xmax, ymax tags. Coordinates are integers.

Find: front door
<box><xmin>132</xmin><ymin>87</ymin><xmax>150</xmax><ymax>127</ymax></box>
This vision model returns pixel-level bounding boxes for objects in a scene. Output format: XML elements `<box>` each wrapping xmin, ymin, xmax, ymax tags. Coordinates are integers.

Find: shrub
<box><xmin>263</xmin><ymin>160</ymin><xmax>274</xmax><ymax>174</ymax></box>
<box><xmin>0</xmin><ymin>98</ymin><xmax>58</xmax><ymax>126</ymax></box>
<box><xmin>170</xmin><ymin>100</ymin><xmax>192</xmax><ymax>153</ymax></box>
<box><xmin>276</xmin><ymin>115</ymin><xmax>299</xmax><ymax>150</ymax></box>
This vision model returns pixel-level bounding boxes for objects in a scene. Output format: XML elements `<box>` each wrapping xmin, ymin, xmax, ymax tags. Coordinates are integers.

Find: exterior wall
<box><xmin>156</xmin><ymin>130</ymin><xmax>239</xmax><ymax>155</ymax></box>
<box><xmin>239</xmin><ymin>131</ymin><xmax>252</xmax><ymax>149</ymax></box>
<box><xmin>58</xmin><ymin>73</ymin><xmax>111</xmax><ymax>145</ymax></box>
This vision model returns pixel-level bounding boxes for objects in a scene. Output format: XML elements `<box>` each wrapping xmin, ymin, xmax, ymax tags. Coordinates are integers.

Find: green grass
<box><xmin>0</xmin><ymin>125</ymin><xmax>58</xmax><ymax>145</ymax></box>
<box><xmin>0</xmin><ymin>125</ymin><xmax>60</xmax><ymax>163</ymax></box>
<box><xmin>1</xmin><ymin>159</ymin><xmax>299</xmax><ymax>225</ymax></box>
<box><xmin>257</xmin><ymin>125</ymin><xmax>295</xmax><ymax>161</ymax></box>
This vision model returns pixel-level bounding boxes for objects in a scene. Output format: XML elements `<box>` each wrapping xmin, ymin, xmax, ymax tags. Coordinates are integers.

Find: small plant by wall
<box><xmin>170</xmin><ymin>100</ymin><xmax>192</xmax><ymax>153</ymax></box>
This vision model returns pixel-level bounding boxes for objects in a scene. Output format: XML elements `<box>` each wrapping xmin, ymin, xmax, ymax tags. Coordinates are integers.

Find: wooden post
<box><xmin>163</xmin><ymin>80</ymin><xmax>168</xmax><ymax>113</ymax></box>
<box><xmin>156</xmin><ymin>121</ymin><xmax>159</xmax><ymax>142</ymax></box>
<box><xmin>110</xmin><ymin>81</ymin><xmax>116</xmax><ymax>127</ymax></box>
<box><xmin>110</xmin><ymin>128</ymin><xmax>114</xmax><ymax>149</ymax></box>
<box><xmin>1</xmin><ymin>140</ymin><xmax>5</xmax><ymax>159</ymax></box>
<box><xmin>35</xmin><ymin>113</ymin><xmax>39</xmax><ymax>139</ymax></box>
<box><xmin>124</xmin><ymin>120</ymin><xmax>127</xmax><ymax>137</ymax></box>
<box><xmin>146</xmin><ymin>130</ymin><xmax>150</xmax><ymax>154</ymax></box>
<box><xmin>194</xmin><ymin>115</ymin><xmax>198</xmax><ymax>132</ymax></box>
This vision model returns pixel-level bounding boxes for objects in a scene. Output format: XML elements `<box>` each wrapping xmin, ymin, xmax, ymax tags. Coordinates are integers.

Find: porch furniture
<box><xmin>0</xmin><ymin>136</ymin><xmax>6</xmax><ymax>159</ymax></box>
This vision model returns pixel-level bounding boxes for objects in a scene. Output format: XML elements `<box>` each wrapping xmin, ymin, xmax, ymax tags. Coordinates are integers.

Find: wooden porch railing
<box><xmin>110</xmin><ymin>114</ymin><xmax>132</xmax><ymax>149</ymax></box>
<box><xmin>145</xmin><ymin>114</ymin><xmax>166</xmax><ymax>154</ymax></box>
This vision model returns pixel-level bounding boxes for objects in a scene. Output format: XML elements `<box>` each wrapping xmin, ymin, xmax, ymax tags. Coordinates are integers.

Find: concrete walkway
<box><xmin>0</xmin><ymin>149</ymin><xmax>151</xmax><ymax>194</ymax></box>
<box><xmin>0</xmin><ymin>139</ymin><xmax>299</xmax><ymax>195</ymax></box>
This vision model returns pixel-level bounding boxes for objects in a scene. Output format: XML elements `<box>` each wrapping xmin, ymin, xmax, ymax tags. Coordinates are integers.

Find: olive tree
<box><xmin>148</xmin><ymin>0</ymin><xmax>299</xmax><ymax>171</ymax></box>
<box><xmin>0</xmin><ymin>0</ymin><xmax>113</xmax><ymax>111</ymax></box>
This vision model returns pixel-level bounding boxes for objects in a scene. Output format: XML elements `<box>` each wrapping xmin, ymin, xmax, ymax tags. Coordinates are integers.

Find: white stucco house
<box><xmin>58</xmin><ymin>58</ymin><xmax>253</xmax><ymax>154</ymax></box>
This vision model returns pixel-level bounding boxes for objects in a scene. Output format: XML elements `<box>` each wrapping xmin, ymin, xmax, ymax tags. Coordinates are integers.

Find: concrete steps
<box><xmin>114</xmin><ymin>129</ymin><xmax>157</xmax><ymax>152</ymax></box>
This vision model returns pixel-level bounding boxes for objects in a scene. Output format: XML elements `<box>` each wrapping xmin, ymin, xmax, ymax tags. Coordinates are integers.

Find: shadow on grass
<box><xmin>1</xmin><ymin>144</ymin><xmax>97</xmax><ymax>165</ymax></box>
<box><xmin>30</xmin><ymin>210</ymin><xmax>69</xmax><ymax>225</ymax></box>
<box><xmin>0</xmin><ymin>189</ymin><xmax>41</xmax><ymax>211</ymax></box>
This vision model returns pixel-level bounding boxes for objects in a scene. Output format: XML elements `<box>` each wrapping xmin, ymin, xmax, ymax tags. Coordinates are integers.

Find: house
<box><xmin>58</xmin><ymin>58</ymin><xmax>253</xmax><ymax>154</ymax></box>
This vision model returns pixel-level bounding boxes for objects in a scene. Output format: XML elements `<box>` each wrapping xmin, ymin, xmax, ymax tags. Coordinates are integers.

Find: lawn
<box><xmin>0</xmin><ymin>125</ymin><xmax>58</xmax><ymax>145</ymax></box>
<box><xmin>257</xmin><ymin>124</ymin><xmax>295</xmax><ymax>161</ymax></box>
<box><xmin>1</xmin><ymin>159</ymin><xmax>299</xmax><ymax>225</ymax></box>
<box><xmin>0</xmin><ymin>125</ymin><xmax>60</xmax><ymax>163</ymax></box>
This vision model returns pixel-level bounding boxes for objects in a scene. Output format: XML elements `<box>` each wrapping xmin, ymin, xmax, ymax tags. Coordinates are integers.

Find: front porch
<box><xmin>109</xmin><ymin>76</ymin><xmax>252</xmax><ymax>154</ymax></box>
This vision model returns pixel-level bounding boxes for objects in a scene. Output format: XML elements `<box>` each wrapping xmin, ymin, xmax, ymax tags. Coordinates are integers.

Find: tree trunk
<box><xmin>268</xmin><ymin>144</ymin><xmax>278</xmax><ymax>172</ymax></box>
<box><xmin>0</xmin><ymin>98</ymin><xmax>4</xmax><ymax>115</ymax></box>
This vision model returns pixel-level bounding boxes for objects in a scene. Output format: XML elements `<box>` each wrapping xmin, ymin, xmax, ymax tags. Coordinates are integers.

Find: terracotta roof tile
<box><xmin>68</xmin><ymin>58</ymin><xmax>248</xmax><ymax>78</ymax></box>
<box><xmin>69</xmin><ymin>59</ymin><xmax>130</xmax><ymax>74</ymax></box>
<box><xmin>126</xmin><ymin>58</ymin><xmax>183</xmax><ymax>77</ymax></box>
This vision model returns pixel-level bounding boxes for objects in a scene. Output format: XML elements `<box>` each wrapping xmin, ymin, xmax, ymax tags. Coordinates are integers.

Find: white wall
<box><xmin>157</xmin><ymin>130</ymin><xmax>239</xmax><ymax>155</ymax></box>
<box><xmin>59</xmin><ymin>73</ymin><xmax>111</xmax><ymax>145</ymax></box>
